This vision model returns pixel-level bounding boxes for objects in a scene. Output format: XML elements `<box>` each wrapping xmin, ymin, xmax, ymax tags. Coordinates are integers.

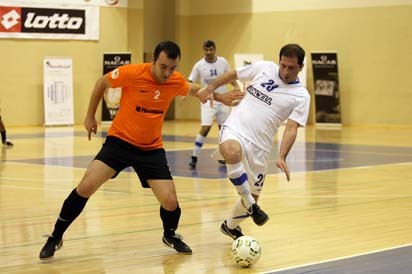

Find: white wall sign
<box><xmin>43</xmin><ymin>57</ymin><xmax>74</xmax><ymax>126</ymax></box>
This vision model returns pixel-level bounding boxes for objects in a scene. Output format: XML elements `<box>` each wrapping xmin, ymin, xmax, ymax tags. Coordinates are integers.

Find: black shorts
<box><xmin>95</xmin><ymin>136</ymin><xmax>172</xmax><ymax>188</ymax></box>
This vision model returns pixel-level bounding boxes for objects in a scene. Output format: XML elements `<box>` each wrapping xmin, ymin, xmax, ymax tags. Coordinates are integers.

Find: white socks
<box><xmin>192</xmin><ymin>134</ymin><xmax>205</xmax><ymax>157</ymax></box>
<box><xmin>226</xmin><ymin>162</ymin><xmax>255</xmax><ymax>208</ymax></box>
<box><xmin>227</xmin><ymin>199</ymin><xmax>249</xmax><ymax>229</ymax></box>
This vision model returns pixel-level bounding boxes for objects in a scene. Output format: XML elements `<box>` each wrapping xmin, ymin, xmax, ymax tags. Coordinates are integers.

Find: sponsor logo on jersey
<box><xmin>247</xmin><ymin>85</ymin><xmax>272</xmax><ymax>105</ymax></box>
<box><xmin>0</xmin><ymin>6</ymin><xmax>85</xmax><ymax>34</ymax></box>
<box><xmin>111</xmin><ymin>68</ymin><xmax>119</xmax><ymax>79</ymax></box>
<box><xmin>135</xmin><ymin>106</ymin><xmax>164</xmax><ymax>114</ymax></box>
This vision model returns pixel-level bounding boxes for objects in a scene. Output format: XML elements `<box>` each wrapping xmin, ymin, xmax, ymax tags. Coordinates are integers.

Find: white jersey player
<box><xmin>188</xmin><ymin>40</ymin><xmax>239</xmax><ymax>168</ymax></box>
<box><xmin>197</xmin><ymin>44</ymin><xmax>310</xmax><ymax>240</ymax></box>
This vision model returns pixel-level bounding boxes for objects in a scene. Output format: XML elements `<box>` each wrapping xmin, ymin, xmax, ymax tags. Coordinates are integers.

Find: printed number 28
<box><xmin>261</xmin><ymin>79</ymin><xmax>278</xmax><ymax>91</ymax></box>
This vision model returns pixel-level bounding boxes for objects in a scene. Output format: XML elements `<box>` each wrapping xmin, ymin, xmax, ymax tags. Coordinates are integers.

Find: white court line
<box><xmin>258</xmin><ymin>243</ymin><xmax>412</xmax><ymax>274</ymax></box>
<box><xmin>0</xmin><ymin>177</ymin><xmax>78</xmax><ymax>182</ymax></box>
<box><xmin>175</xmin><ymin>161</ymin><xmax>412</xmax><ymax>182</ymax></box>
<box><xmin>175</xmin><ymin>192</ymin><xmax>412</xmax><ymax>199</ymax></box>
<box><xmin>0</xmin><ymin>184</ymin><xmax>72</xmax><ymax>192</ymax></box>
<box><xmin>2</xmin><ymin>181</ymin><xmax>410</xmax><ymax>199</ymax></box>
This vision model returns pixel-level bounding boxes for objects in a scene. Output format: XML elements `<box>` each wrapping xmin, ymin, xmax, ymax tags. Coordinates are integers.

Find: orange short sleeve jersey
<box><xmin>105</xmin><ymin>63</ymin><xmax>189</xmax><ymax>149</ymax></box>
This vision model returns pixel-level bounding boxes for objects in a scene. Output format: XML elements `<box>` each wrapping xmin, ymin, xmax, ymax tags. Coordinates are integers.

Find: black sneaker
<box><xmin>248</xmin><ymin>203</ymin><xmax>269</xmax><ymax>226</ymax></box>
<box><xmin>39</xmin><ymin>235</ymin><xmax>63</xmax><ymax>260</ymax></box>
<box><xmin>2</xmin><ymin>139</ymin><xmax>13</xmax><ymax>146</ymax></box>
<box><xmin>220</xmin><ymin>220</ymin><xmax>243</xmax><ymax>240</ymax></box>
<box><xmin>189</xmin><ymin>156</ymin><xmax>197</xmax><ymax>169</ymax></box>
<box><xmin>217</xmin><ymin>159</ymin><xmax>226</xmax><ymax>165</ymax></box>
<box><xmin>162</xmin><ymin>234</ymin><xmax>192</xmax><ymax>254</ymax></box>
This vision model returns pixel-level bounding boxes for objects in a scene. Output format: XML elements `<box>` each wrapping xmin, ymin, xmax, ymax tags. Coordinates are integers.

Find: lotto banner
<box><xmin>311</xmin><ymin>52</ymin><xmax>341</xmax><ymax>124</ymax></box>
<box><xmin>43</xmin><ymin>57</ymin><xmax>74</xmax><ymax>126</ymax></box>
<box><xmin>0</xmin><ymin>5</ymin><xmax>99</xmax><ymax>40</ymax></box>
<box><xmin>101</xmin><ymin>53</ymin><xmax>131</xmax><ymax>123</ymax></box>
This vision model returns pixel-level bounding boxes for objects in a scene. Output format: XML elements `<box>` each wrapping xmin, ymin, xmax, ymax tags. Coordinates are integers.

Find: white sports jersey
<box><xmin>224</xmin><ymin>61</ymin><xmax>310</xmax><ymax>152</ymax></box>
<box><xmin>188</xmin><ymin>56</ymin><xmax>230</xmax><ymax>95</ymax></box>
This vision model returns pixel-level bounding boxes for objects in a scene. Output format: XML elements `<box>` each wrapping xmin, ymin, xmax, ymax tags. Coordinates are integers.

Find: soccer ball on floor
<box><xmin>231</xmin><ymin>236</ymin><xmax>261</xmax><ymax>268</ymax></box>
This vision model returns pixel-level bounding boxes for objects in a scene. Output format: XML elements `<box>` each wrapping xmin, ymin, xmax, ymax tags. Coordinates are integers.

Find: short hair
<box><xmin>279</xmin><ymin>44</ymin><xmax>305</xmax><ymax>66</ymax></box>
<box><xmin>203</xmin><ymin>40</ymin><xmax>216</xmax><ymax>49</ymax></box>
<box><xmin>153</xmin><ymin>41</ymin><xmax>181</xmax><ymax>62</ymax></box>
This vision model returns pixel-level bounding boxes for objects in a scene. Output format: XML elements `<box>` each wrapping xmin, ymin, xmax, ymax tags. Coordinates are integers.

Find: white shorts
<box><xmin>219</xmin><ymin>126</ymin><xmax>271</xmax><ymax>195</ymax></box>
<box><xmin>201</xmin><ymin>102</ymin><xmax>230</xmax><ymax>126</ymax></box>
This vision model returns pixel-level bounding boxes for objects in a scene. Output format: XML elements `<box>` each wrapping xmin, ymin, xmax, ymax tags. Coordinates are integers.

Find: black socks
<box><xmin>52</xmin><ymin>188</ymin><xmax>89</xmax><ymax>240</ymax></box>
<box><xmin>160</xmin><ymin>206</ymin><xmax>181</xmax><ymax>237</ymax></box>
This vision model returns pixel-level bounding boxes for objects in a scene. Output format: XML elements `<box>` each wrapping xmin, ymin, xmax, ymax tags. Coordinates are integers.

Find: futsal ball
<box><xmin>231</xmin><ymin>236</ymin><xmax>261</xmax><ymax>268</ymax></box>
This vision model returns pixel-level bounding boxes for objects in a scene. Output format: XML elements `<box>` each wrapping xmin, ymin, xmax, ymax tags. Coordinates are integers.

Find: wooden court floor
<box><xmin>1</xmin><ymin>121</ymin><xmax>412</xmax><ymax>274</ymax></box>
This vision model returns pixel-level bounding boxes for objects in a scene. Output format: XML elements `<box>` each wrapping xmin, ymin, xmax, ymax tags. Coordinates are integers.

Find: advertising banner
<box><xmin>43</xmin><ymin>57</ymin><xmax>74</xmax><ymax>126</ymax></box>
<box><xmin>101</xmin><ymin>53</ymin><xmax>131</xmax><ymax>123</ymax></box>
<box><xmin>0</xmin><ymin>5</ymin><xmax>99</xmax><ymax>40</ymax></box>
<box><xmin>311</xmin><ymin>52</ymin><xmax>341</xmax><ymax>124</ymax></box>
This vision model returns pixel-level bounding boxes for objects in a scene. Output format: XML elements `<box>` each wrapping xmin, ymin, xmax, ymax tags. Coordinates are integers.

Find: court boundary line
<box><xmin>172</xmin><ymin>161</ymin><xmax>412</xmax><ymax>181</ymax></box>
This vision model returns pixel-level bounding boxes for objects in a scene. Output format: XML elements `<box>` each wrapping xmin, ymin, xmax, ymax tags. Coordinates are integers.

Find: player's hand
<box><xmin>276</xmin><ymin>158</ymin><xmax>290</xmax><ymax>181</ymax></box>
<box><xmin>196</xmin><ymin>86</ymin><xmax>214</xmax><ymax>103</ymax></box>
<box><xmin>215</xmin><ymin>89</ymin><xmax>245</xmax><ymax>106</ymax></box>
<box><xmin>84</xmin><ymin>116</ymin><xmax>98</xmax><ymax>141</ymax></box>
<box><xmin>229</xmin><ymin>89</ymin><xmax>245</xmax><ymax>106</ymax></box>
<box><xmin>209</xmin><ymin>92</ymin><xmax>214</xmax><ymax>108</ymax></box>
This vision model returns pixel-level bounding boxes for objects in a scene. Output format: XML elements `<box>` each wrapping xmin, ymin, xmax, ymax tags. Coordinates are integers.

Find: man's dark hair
<box><xmin>203</xmin><ymin>40</ymin><xmax>216</xmax><ymax>49</ymax></box>
<box><xmin>154</xmin><ymin>41</ymin><xmax>181</xmax><ymax>61</ymax></box>
<box><xmin>279</xmin><ymin>44</ymin><xmax>305</xmax><ymax>66</ymax></box>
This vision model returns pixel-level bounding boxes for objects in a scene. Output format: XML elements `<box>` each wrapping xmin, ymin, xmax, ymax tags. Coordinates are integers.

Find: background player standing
<box><xmin>188</xmin><ymin>40</ymin><xmax>240</xmax><ymax>169</ymax></box>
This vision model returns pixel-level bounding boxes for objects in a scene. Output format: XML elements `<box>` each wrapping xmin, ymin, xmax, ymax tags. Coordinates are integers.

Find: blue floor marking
<box><xmin>9</xmin><ymin>142</ymin><xmax>412</xmax><ymax>179</ymax></box>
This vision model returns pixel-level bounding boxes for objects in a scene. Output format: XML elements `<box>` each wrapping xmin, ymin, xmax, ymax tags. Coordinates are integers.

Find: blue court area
<box><xmin>268</xmin><ymin>245</ymin><xmax>412</xmax><ymax>274</ymax></box>
<box><xmin>167</xmin><ymin>141</ymin><xmax>412</xmax><ymax>178</ymax></box>
<box><xmin>9</xmin><ymin>134</ymin><xmax>412</xmax><ymax>179</ymax></box>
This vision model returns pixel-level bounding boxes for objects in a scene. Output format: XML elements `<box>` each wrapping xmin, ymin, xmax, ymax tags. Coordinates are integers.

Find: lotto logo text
<box><xmin>0</xmin><ymin>6</ymin><xmax>85</xmax><ymax>34</ymax></box>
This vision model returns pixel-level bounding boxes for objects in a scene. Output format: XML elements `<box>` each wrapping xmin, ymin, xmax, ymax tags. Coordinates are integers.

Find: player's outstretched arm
<box><xmin>196</xmin><ymin>70</ymin><xmax>238</xmax><ymax>103</ymax></box>
<box><xmin>84</xmin><ymin>76</ymin><xmax>110</xmax><ymax>140</ymax></box>
<box><xmin>188</xmin><ymin>82</ymin><xmax>203</xmax><ymax>96</ymax></box>
<box><xmin>276</xmin><ymin>119</ymin><xmax>299</xmax><ymax>181</ymax></box>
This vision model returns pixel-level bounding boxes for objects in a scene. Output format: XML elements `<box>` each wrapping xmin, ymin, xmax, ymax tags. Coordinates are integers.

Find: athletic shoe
<box><xmin>220</xmin><ymin>220</ymin><xmax>243</xmax><ymax>240</ymax></box>
<box><xmin>248</xmin><ymin>203</ymin><xmax>269</xmax><ymax>226</ymax></box>
<box><xmin>2</xmin><ymin>139</ymin><xmax>13</xmax><ymax>146</ymax></box>
<box><xmin>188</xmin><ymin>156</ymin><xmax>197</xmax><ymax>169</ymax></box>
<box><xmin>162</xmin><ymin>234</ymin><xmax>192</xmax><ymax>254</ymax></box>
<box><xmin>39</xmin><ymin>235</ymin><xmax>63</xmax><ymax>260</ymax></box>
<box><xmin>217</xmin><ymin>159</ymin><xmax>226</xmax><ymax>165</ymax></box>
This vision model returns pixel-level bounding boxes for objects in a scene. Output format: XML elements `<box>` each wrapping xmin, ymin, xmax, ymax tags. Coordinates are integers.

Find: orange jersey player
<box><xmin>106</xmin><ymin>63</ymin><xmax>188</xmax><ymax>149</ymax></box>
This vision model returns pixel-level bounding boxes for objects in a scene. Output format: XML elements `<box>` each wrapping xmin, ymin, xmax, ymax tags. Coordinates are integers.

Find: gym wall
<box><xmin>1</xmin><ymin>0</ymin><xmax>411</xmax><ymax>126</ymax></box>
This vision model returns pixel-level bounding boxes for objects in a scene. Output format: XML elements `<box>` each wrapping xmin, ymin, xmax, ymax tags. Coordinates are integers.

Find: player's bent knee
<box><xmin>221</xmin><ymin>148</ymin><xmax>242</xmax><ymax>163</ymax></box>
<box><xmin>160</xmin><ymin>196</ymin><xmax>178</xmax><ymax>211</ymax></box>
<box><xmin>77</xmin><ymin>178</ymin><xmax>104</xmax><ymax>197</ymax></box>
